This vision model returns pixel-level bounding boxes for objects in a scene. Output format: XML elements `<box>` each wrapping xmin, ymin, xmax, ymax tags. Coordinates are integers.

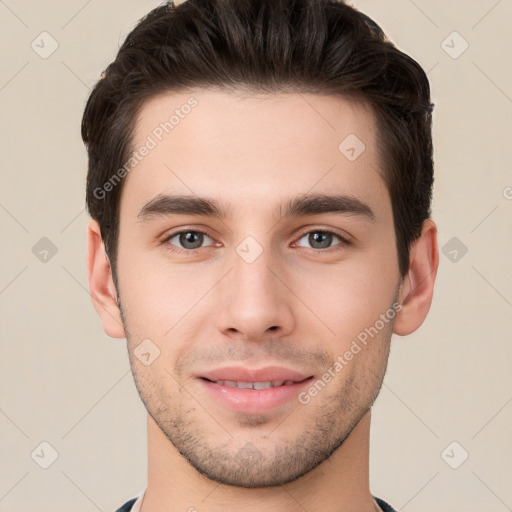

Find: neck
<box><xmin>141</xmin><ymin>410</ymin><xmax>379</xmax><ymax>512</ymax></box>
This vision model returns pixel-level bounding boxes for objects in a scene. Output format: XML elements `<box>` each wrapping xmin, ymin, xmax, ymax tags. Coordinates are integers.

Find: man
<box><xmin>82</xmin><ymin>0</ymin><xmax>439</xmax><ymax>510</ymax></box>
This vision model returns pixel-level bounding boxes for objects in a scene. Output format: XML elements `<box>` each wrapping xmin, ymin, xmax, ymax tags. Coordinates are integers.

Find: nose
<box><xmin>214</xmin><ymin>245</ymin><xmax>296</xmax><ymax>343</ymax></box>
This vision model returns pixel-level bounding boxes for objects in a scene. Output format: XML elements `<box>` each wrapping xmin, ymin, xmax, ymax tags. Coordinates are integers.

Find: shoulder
<box><xmin>114</xmin><ymin>497</ymin><xmax>137</xmax><ymax>512</ymax></box>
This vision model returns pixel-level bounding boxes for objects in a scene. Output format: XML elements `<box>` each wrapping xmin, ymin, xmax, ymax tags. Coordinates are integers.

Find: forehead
<box><xmin>120</xmin><ymin>89</ymin><xmax>390</xmax><ymax>223</ymax></box>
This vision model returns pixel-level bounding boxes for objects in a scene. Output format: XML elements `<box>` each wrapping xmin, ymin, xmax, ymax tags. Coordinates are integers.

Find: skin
<box><xmin>87</xmin><ymin>90</ymin><xmax>438</xmax><ymax>512</ymax></box>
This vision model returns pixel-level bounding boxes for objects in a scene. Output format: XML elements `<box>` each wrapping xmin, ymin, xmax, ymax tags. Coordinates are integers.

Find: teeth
<box><xmin>215</xmin><ymin>380</ymin><xmax>293</xmax><ymax>389</ymax></box>
<box><xmin>253</xmin><ymin>381</ymin><xmax>272</xmax><ymax>389</ymax></box>
<box><xmin>234</xmin><ymin>381</ymin><xmax>253</xmax><ymax>389</ymax></box>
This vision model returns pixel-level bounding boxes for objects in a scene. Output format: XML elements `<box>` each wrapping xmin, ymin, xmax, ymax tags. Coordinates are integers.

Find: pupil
<box><xmin>181</xmin><ymin>231</ymin><xmax>202</xmax><ymax>249</ymax></box>
<box><xmin>310</xmin><ymin>232</ymin><xmax>331</xmax><ymax>249</ymax></box>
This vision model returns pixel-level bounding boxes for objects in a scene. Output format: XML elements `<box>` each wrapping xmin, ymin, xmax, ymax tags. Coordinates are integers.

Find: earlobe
<box><xmin>393</xmin><ymin>219</ymin><xmax>439</xmax><ymax>336</ymax></box>
<box><xmin>86</xmin><ymin>219</ymin><xmax>126</xmax><ymax>339</ymax></box>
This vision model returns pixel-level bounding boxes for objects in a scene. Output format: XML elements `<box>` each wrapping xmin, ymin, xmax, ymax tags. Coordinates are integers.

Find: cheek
<box><xmin>293</xmin><ymin>252</ymin><xmax>398</xmax><ymax>343</ymax></box>
<box><xmin>117</xmin><ymin>253</ymin><xmax>219</xmax><ymax>334</ymax></box>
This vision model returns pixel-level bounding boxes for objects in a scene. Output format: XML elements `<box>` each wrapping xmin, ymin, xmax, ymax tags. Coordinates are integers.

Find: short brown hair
<box><xmin>82</xmin><ymin>0</ymin><xmax>434</xmax><ymax>284</ymax></box>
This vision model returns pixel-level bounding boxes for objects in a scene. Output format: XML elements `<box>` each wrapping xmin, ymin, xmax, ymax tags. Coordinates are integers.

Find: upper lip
<box><xmin>198</xmin><ymin>366</ymin><xmax>313</xmax><ymax>383</ymax></box>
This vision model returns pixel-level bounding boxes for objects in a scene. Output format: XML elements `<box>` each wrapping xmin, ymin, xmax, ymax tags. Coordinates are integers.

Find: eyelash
<box><xmin>162</xmin><ymin>227</ymin><xmax>351</xmax><ymax>255</ymax></box>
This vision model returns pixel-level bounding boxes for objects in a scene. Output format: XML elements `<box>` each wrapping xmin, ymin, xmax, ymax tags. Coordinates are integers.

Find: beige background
<box><xmin>1</xmin><ymin>0</ymin><xmax>511</xmax><ymax>510</ymax></box>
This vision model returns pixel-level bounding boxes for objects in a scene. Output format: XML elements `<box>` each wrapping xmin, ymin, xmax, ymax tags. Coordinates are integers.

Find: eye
<box><xmin>164</xmin><ymin>229</ymin><xmax>215</xmax><ymax>253</ymax></box>
<box><xmin>162</xmin><ymin>227</ymin><xmax>351</xmax><ymax>255</ymax></box>
<box><xmin>294</xmin><ymin>229</ymin><xmax>350</xmax><ymax>250</ymax></box>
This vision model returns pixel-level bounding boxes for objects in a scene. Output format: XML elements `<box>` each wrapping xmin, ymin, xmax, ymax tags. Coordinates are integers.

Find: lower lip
<box><xmin>198</xmin><ymin>377</ymin><xmax>314</xmax><ymax>414</ymax></box>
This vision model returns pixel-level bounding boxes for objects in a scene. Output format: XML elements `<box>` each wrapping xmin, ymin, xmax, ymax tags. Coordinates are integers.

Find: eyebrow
<box><xmin>137</xmin><ymin>192</ymin><xmax>376</xmax><ymax>223</ymax></box>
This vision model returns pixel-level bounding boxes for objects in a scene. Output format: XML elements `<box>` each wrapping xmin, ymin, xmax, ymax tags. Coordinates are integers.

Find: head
<box><xmin>84</xmin><ymin>0</ymin><xmax>438</xmax><ymax>488</ymax></box>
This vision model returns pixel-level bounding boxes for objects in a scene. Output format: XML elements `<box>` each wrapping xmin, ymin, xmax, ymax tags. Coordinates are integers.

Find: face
<box><xmin>115</xmin><ymin>90</ymin><xmax>402</xmax><ymax>487</ymax></box>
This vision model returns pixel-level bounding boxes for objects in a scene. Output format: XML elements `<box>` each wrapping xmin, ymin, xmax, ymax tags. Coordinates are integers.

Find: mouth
<box><xmin>196</xmin><ymin>367</ymin><xmax>315</xmax><ymax>414</ymax></box>
<box><xmin>197</xmin><ymin>365</ymin><xmax>313</xmax><ymax>384</ymax></box>
<box><xmin>200</xmin><ymin>377</ymin><xmax>310</xmax><ymax>389</ymax></box>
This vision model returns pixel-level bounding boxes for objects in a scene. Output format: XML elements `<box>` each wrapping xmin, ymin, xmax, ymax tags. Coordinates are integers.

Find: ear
<box><xmin>86</xmin><ymin>219</ymin><xmax>126</xmax><ymax>339</ymax></box>
<box><xmin>393</xmin><ymin>218</ymin><xmax>439</xmax><ymax>336</ymax></box>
